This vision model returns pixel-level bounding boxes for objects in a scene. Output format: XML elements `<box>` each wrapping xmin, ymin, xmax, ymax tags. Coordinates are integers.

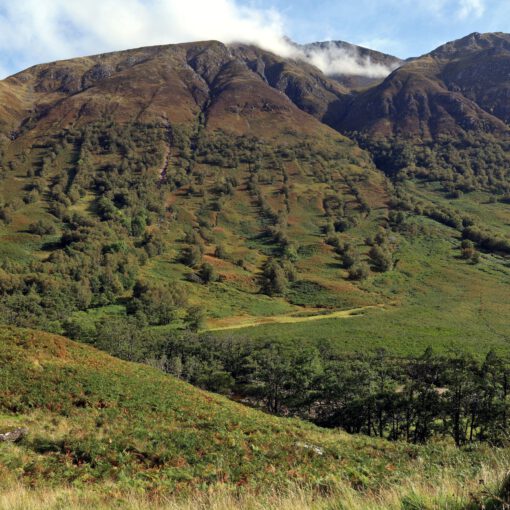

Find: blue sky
<box><xmin>0</xmin><ymin>0</ymin><xmax>509</xmax><ymax>78</ymax></box>
<box><xmin>240</xmin><ymin>0</ymin><xmax>510</xmax><ymax>57</ymax></box>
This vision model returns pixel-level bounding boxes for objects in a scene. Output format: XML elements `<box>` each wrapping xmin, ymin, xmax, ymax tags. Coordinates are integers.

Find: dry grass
<box><xmin>2</xmin><ymin>327</ymin><xmax>510</xmax><ymax>510</ymax></box>
<box><xmin>0</xmin><ymin>465</ymin><xmax>507</xmax><ymax>510</ymax></box>
<box><xmin>206</xmin><ymin>305</ymin><xmax>384</xmax><ymax>331</ymax></box>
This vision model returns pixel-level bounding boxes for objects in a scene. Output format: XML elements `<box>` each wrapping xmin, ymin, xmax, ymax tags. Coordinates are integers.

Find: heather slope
<box><xmin>0</xmin><ymin>326</ymin><xmax>508</xmax><ymax>509</ymax></box>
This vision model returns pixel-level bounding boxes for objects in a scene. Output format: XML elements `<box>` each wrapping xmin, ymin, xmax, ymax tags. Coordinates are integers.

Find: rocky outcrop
<box><xmin>0</xmin><ymin>427</ymin><xmax>28</xmax><ymax>443</ymax></box>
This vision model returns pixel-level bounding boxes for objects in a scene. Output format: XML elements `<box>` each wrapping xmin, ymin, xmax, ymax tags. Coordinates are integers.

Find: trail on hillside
<box><xmin>207</xmin><ymin>304</ymin><xmax>385</xmax><ymax>332</ymax></box>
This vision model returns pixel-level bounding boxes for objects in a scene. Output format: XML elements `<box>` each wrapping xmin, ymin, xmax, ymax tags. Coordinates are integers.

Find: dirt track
<box><xmin>207</xmin><ymin>305</ymin><xmax>384</xmax><ymax>332</ymax></box>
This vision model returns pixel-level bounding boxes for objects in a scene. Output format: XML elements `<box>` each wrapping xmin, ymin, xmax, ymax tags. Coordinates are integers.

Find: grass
<box><xmin>0</xmin><ymin>469</ymin><xmax>508</xmax><ymax>510</ymax></box>
<box><xmin>212</xmin><ymin>215</ymin><xmax>510</xmax><ymax>357</ymax></box>
<box><xmin>207</xmin><ymin>305</ymin><xmax>382</xmax><ymax>331</ymax></box>
<box><xmin>2</xmin><ymin>46</ymin><xmax>510</xmax><ymax>509</ymax></box>
<box><xmin>1</xmin><ymin>325</ymin><xmax>510</xmax><ymax>509</ymax></box>
<box><xmin>157</xmin><ymin>177</ymin><xmax>510</xmax><ymax>359</ymax></box>
<box><xmin>1</xmin><ymin>115</ymin><xmax>509</xmax><ymax>361</ymax></box>
<box><xmin>211</xmin><ymin>295</ymin><xmax>510</xmax><ymax>357</ymax></box>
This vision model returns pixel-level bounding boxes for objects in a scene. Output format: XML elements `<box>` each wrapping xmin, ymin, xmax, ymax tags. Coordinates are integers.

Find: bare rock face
<box><xmin>81</xmin><ymin>63</ymin><xmax>114</xmax><ymax>89</ymax></box>
<box><xmin>0</xmin><ymin>427</ymin><xmax>28</xmax><ymax>443</ymax></box>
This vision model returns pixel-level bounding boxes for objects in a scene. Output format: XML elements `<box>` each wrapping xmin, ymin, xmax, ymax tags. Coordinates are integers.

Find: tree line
<box><xmin>83</xmin><ymin>326</ymin><xmax>510</xmax><ymax>447</ymax></box>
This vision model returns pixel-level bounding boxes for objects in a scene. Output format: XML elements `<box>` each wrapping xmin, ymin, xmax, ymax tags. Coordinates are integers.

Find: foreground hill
<box><xmin>0</xmin><ymin>326</ymin><xmax>508</xmax><ymax>509</ymax></box>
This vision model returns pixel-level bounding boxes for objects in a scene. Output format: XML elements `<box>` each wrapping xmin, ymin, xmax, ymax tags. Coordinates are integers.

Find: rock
<box><xmin>0</xmin><ymin>427</ymin><xmax>28</xmax><ymax>443</ymax></box>
<box><xmin>296</xmin><ymin>441</ymin><xmax>324</xmax><ymax>455</ymax></box>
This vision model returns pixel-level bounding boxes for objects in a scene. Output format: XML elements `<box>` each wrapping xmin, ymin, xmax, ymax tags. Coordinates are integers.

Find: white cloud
<box><xmin>303</xmin><ymin>44</ymin><xmax>398</xmax><ymax>78</ymax></box>
<box><xmin>0</xmin><ymin>0</ymin><xmax>291</xmax><ymax>76</ymax></box>
<box><xmin>410</xmin><ymin>0</ymin><xmax>486</xmax><ymax>19</ymax></box>
<box><xmin>357</xmin><ymin>37</ymin><xmax>404</xmax><ymax>57</ymax></box>
<box><xmin>457</xmin><ymin>0</ymin><xmax>485</xmax><ymax>19</ymax></box>
<box><xmin>0</xmin><ymin>0</ymin><xmax>394</xmax><ymax>80</ymax></box>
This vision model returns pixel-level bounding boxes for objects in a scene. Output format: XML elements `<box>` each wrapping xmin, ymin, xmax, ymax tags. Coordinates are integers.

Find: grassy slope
<box><xmin>2</xmin><ymin>141</ymin><xmax>509</xmax><ymax>356</ymax></box>
<box><xmin>0</xmin><ymin>122</ymin><xmax>388</xmax><ymax>316</ymax></box>
<box><xmin>2</xmin><ymin>124</ymin><xmax>509</xmax><ymax>358</ymax></box>
<box><xmin>212</xmin><ymin>210</ymin><xmax>510</xmax><ymax>357</ymax></box>
<box><xmin>0</xmin><ymin>326</ymin><xmax>509</xmax><ymax>509</ymax></box>
<box><xmin>0</xmin><ymin>42</ymin><xmax>509</xmax><ymax>359</ymax></box>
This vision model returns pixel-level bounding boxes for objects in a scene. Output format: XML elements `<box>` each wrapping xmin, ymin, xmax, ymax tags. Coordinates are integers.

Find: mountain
<box><xmin>0</xmin><ymin>325</ymin><xmax>506</xmax><ymax>508</ymax></box>
<box><xmin>1</xmin><ymin>31</ymin><xmax>510</xmax><ymax>510</ymax></box>
<box><xmin>0</xmin><ymin>39</ymin><xmax>399</xmax><ymax>142</ymax></box>
<box><xmin>0</xmin><ymin>39</ymin><xmax>391</xmax><ymax>335</ymax></box>
<box><xmin>0</xmin><ymin>40</ymin><xmax>350</xmax><ymax>141</ymax></box>
<box><xmin>0</xmin><ymin>35</ymin><xmax>509</xmax><ymax>360</ymax></box>
<box><xmin>335</xmin><ymin>32</ymin><xmax>510</xmax><ymax>139</ymax></box>
<box><xmin>301</xmin><ymin>40</ymin><xmax>403</xmax><ymax>89</ymax></box>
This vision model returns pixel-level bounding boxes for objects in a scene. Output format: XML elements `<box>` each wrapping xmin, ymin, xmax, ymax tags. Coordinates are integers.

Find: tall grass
<box><xmin>1</xmin><ymin>464</ymin><xmax>509</xmax><ymax>510</ymax></box>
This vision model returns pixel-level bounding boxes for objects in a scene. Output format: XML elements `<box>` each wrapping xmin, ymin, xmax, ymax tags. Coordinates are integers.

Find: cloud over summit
<box><xmin>0</xmin><ymin>0</ymin><xmax>396</xmax><ymax>79</ymax></box>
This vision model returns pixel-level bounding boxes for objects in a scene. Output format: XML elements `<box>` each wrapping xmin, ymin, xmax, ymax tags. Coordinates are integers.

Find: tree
<box><xmin>131</xmin><ymin>212</ymin><xmax>147</xmax><ymax>237</ymax></box>
<box><xmin>261</xmin><ymin>258</ymin><xmax>288</xmax><ymax>296</ymax></box>
<box><xmin>94</xmin><ymin>316</ymin><xmax>155</xmax><ymax>362</ymax></box>
<box><xmin>182</xmin><ymin>245</ymin><xmax>203</xmax><ymax>268</ymax></box>
<box><xmin>28</xmin><ymin>220</ymin><xmax>56</xmax><ymax>236</ymax></box>
<box><xmin>185</xmin><ymin>306</ymin><xmax>206</xmax><ymax>332</ymax></box>
<box><xmin>196</xmin><ymin>362</ymin><xmax>235</xmax><ymax>395</ymax></box>
<box><xmin>96</xmin><ymin>196</ymin><xmax>118</xmax><ymax>221</ymax></box>
<box><xmin>214</xmin><ymin>244</ymin><xmax>228</xmax><ymax>260</ymax></box>
<box><xmin>126</xmin><ymin>280</ymin><xmax>186</xmax><ymax>326</ymax></box>
<box><xmin>461</xmin><ymin>239</ymin><xmax>475</xmax><ymax>260</ymax></box>
<box><xmin>443</xmin><ymin>355</ymin><xmax>478</xmax><ymax>446</ymax></box>
<box><xmin>348</xmin><ymin>262</ymin><xmax>370</xmax><ymax>281</ymax></box>
<box><xmin>0</xmin><ymin>206</ymin><xmax>13</xmax><ymax>224</ymax></box>
<box><xmin>369</xmin><ymin>245</ymin><xmax>393</xmax><ymax>272</ymax></box>
<box><xmin>198</xmin><ymin>262</ymin><xmax>218</xmax><ymax>284</ymax></box>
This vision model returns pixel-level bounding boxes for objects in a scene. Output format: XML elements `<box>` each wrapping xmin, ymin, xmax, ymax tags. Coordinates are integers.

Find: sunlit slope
<box><xmin>0</xmin><ymin>325</ymin><xmax>501</xmax><ymax>498</ymax></box>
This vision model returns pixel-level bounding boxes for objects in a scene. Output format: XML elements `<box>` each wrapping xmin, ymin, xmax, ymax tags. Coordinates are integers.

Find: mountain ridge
<box><xmin>334</xmin><ymin>31</ymin><xmax>510</xmax><ymax>139</ymax></box>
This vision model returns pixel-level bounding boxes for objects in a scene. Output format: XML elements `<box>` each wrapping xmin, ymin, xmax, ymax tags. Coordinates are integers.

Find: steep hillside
<box><xmin>1</xmin><ymin>31</ymin><xmax>510</xmax><ymax>510</ymax></box>
<box><xmin>0</xmin><ymin>41</ymin><xmax>351</xmax><ymax>140</ymax></box>
<box><xmin>0</xmin><ymin>326</ymin><xmax>508</xmax><ymax>509</ymax></box>
<box><xmin>332</xmin><ymin>33</ymin><xmax>510</xmax><ymax>251</ymax></box>
<box><xmin>0</xmin><ymin>36</ymin><xmax>509</xmax><ymax>357</ymax></box>
<box><xmin>0</xmin><ymin>40</ymin><xmax>395</xmax><ymax>335</ymax></box>
<box><xmin>335</xmin><ymin>33</ymin><xmax>510</xmax><ymax>139</ymax></box>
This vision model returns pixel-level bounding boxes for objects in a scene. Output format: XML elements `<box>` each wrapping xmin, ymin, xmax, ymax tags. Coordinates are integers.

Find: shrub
<box><xmin>182</xmin><ymin>245</ymin><xmax>203</xmax><ymax>268</ymax></box>
<box><xmin>261</xmin><ymin>258</ymin><xmax>288</xmax><ymax>296</ymax></box>
<box><xmin>348</xmin><ymin>262</ymin><xmax>370</xmax><ymax>281</ymax></box>
<box><xmin>126</xmin><ymin>280</ymin><xmax>186</xmax><ymax>326</ymax></box>
<box><xmin>28</xmin><ymin>220</ymin><xmax>56</xmax><ymax>236</ymax></box>
<box><xmin>198</xmin><ymin>263</ymin><xmax>218</xmax><ymax>284</ymax></box>
<box><xmin>369</xmin><ymin>245</ymin><xmax>393</xmax><ymax>272</ymax></box>
<box><xmin>214</xmin><ymin>244</ymin><xmax>228</xmax><ymax>260</ymax></box>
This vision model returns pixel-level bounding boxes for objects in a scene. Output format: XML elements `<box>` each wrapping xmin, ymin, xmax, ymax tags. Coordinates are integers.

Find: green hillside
<box><xmin>0</xmin><ymin>39</ymin><xmax>509</xmax><ymax>360</ymax></box>
<box><xmin>1</xmin><ymin>34</ymin><xmax>510</xmax><ymax>509</ymax></box>
<box><xmin>0</xmin><ymin>114</ymin><xmax>509</xmax><ymax>358</ymax></box>
<box><xmin>0</xmin><ymin>326</ymin><xmax>509</xmax><ymax>509</ymax></box>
